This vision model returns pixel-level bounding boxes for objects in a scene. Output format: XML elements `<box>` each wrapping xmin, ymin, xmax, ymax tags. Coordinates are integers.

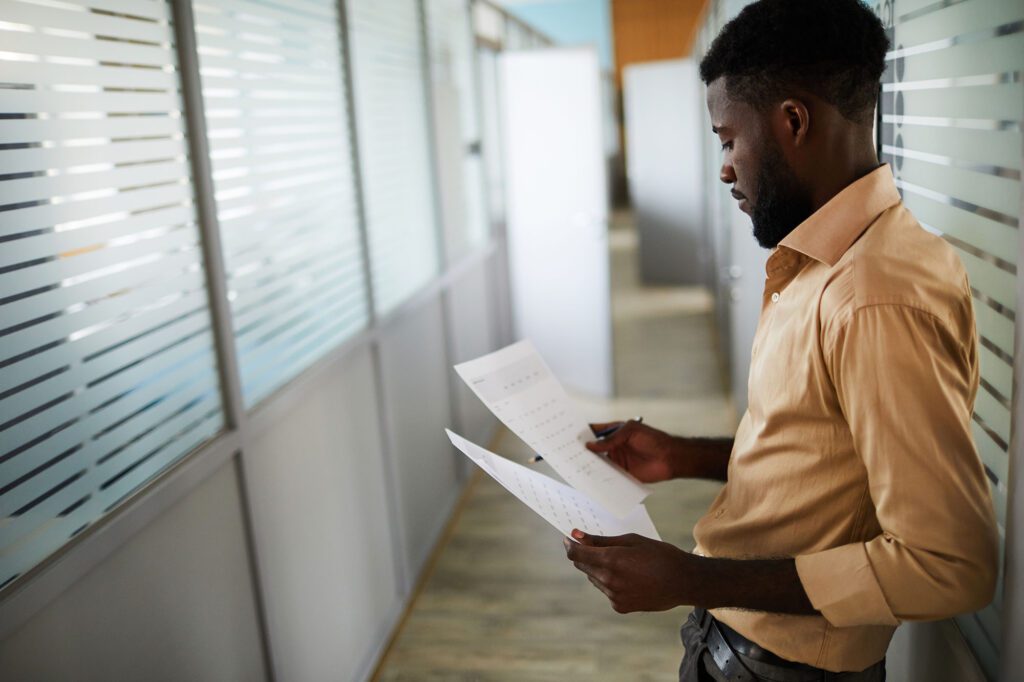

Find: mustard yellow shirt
<box><xmin>693</xmin><ymin>164</ymin><xmax>998</xmax><ymax>673</ymax></box>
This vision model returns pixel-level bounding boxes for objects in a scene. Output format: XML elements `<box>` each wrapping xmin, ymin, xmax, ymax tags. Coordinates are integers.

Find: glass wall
<box><xmin>875</xmin><ymin>0</ymin><xmax>1023</xmax><ymax>677</ymax></box>
<box><xmin>0</xmin><ymin>0</ymin><xmax>224</xmax><ymax>589</ymax></box>
<box><xmin>426</xmin><ymin>0</ymin><xmax>489</xmax><ymax>260</ymax></box>
<box><xmin>192</xmin><ymin>0</ymin><xmax>368</xmax><ymax>407</ymax></box>
<box><xmin>347</xmin><ymin>0</ymin><xmax>440</xmax><ymax>314</ymax></box>
<box><xmin>0</xmin><ymin>0</ymin><xmax>552</xmax><ymax>598</ymax></box>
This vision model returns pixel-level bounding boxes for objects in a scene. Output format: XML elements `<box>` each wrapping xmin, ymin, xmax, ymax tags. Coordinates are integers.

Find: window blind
<box><xmin>425</xmin><ymin>0</ymin><xmax>488</xmax><ymax>260</ymax></box>
<box><xmin>347</xmin><ymin>0</ymin><xmax>440</xmax><ymax>314</ymax></box>
<box><xmin>0</xmin><ymin>0</ymin><xmax>224</xmax><ymax>589</ymax></box>
<box><xmin>191</xmin><ymin>0</ymin><xmax>367</xmax><ymax>407</ymax></box>
<box><xmin>876</xmin><ymin>0</ymin><xmax>1022</xmax><ymax>676</ymax></box>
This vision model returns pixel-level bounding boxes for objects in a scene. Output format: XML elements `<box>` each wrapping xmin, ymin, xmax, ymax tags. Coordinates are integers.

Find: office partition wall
<box><xmin>0</xmin><ymin>0</ymin><xmax>226</xmax><ymax>593</ymax></box>
<box><xmin>192</xmin><ymin>0</ymin><xmax>368</xmax><ymax>408</ymax></box>
<box><xmin>876</xmin><ymin>1</ymin><xmax>1023</xmax><ymax>678</ymax></box>
<box><xmin>347</xmin><ymin>0</ymin><xmax>440</xmax><ymax>316</ymax></box>
<box><xmin>0</xmin><ymin>2</ymin><xmax>553</xmax><ymax>680</ymax></box>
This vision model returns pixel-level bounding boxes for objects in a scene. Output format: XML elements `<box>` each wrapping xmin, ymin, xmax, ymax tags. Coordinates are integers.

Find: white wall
<box><xmin>448</xmin><ymin>260</ymin><xmax>501</xmax><ymax>447</ymax></box>
<box><xmin>377</xmin><ymin>296</ymin><xmax>462</xmax><ymax>579</ymax></box>
<box><xmin>887</xmin><ymin>621</ymin><xmax>987</xmax><ymax>682</ymax></box>
<box><xmin>242</xmin><ymin>345</ymin><xmax>401</xmax><ymax>682</ymax></box>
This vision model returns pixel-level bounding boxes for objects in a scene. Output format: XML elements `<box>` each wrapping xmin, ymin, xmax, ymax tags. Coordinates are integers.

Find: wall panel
<box><xmin>447</xmin><ymin>260</ymin><xmax>499</xmax><ymax>446</ymax></box>
<box><xmin>242</xmin><ymin>345</ymin><xmax>400</xmax><ymax>682</ymax></box>
<box><xmin>377</xmin><ymin>296</ymin><xmax>459</xmax><ymax>579</ymax></box>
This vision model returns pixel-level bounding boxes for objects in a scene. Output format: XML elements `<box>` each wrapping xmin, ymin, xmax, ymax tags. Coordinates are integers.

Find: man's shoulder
<box><xmin>819</xmin><ymin>203</ymin><xmax>971</xmax><ymax>335</ymax></box>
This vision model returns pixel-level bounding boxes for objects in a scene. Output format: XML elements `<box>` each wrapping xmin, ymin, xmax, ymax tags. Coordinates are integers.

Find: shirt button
<box><xmin>771</xmin><ymin>292</ymin><xmax>780</xmax><ymax>303</ymax></box>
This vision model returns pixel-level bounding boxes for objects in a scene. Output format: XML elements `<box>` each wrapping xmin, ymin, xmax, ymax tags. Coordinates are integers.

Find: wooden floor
<box><xmin>373</xmin><ymin>219</ymin><xmax>738</xmax><ymax>681</ymax></box>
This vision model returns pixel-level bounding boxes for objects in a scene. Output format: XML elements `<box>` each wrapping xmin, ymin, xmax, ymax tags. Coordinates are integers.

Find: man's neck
<box><xmin>806</xmin><ymin>132</ymin><xmax>881</xmax><ymax>213</ymax></box>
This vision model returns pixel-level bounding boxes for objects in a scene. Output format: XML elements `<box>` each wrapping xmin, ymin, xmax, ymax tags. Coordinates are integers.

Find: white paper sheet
<box><xmin>446</xmin><ymin>430</ymin><xmax>660</xmax><ymax>541</ymax></box>
<box><xmin>454</xmin><ymin>340</ymin><xmax>649</xmax><ymax>518</ymax></box>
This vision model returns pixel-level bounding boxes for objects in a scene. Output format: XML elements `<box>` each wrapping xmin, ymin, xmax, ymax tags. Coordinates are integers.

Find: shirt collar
<box><xmin>778</xmin><ymin>164</ymin><xmax>901</xmax><ymax>267</ymax></box>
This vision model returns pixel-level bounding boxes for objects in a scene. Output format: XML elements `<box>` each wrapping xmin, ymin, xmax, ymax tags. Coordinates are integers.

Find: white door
<box><xmin>499</xmin><ymin>47</ymin><xmax>613</xmax><ymax>397</ymax></box>
<box><xmin>623</xmin><ymin>59</ymin><xmax>706</xmax><ymax>285</ymax></box>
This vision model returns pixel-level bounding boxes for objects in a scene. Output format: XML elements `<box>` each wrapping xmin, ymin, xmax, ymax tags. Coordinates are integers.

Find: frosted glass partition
<box><xmin>877</xmin><ymin>0</ymin><xmax>1022</xmax><ymax>676</ymax></box>
<box><xmin>472</xmin><ymin>2</ymin><xmax>505</xmax><ymax>45</ymax></box>
<box><xmin>0</xmin><ymin>0</ymin><xmax>224</xmax><ymax>589</ymax></box>
<box><xmin>348</xmin><ymin>0</ymin><xmax>440</xmax><ymax>314</ymax></box>
<box><xmin>191</xmin><ymin>0</ymin><xmax>368</xmax><ymax>407</ymax></box>
<box><xmin>426</xmin><ymin>0</ymin><xmax>489</xmax><ymax>260</ymax></box>
<box><xmin>478</xmin><ymin>47</ymin><xmax>505</xmax><ymax>224</ymax></box>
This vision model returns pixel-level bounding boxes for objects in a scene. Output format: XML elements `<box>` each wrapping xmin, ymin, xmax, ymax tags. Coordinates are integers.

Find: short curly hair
<box><xmin>699</xmin><ymin>0</ymin><xmax>889</xmax><ymax>125</ymax></box>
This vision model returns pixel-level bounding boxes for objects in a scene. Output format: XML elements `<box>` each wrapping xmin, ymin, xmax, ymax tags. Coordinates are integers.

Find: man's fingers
<box><xmin>573</xmin><ymin>532</ymin><xmax>634</xmax><ymax>548</ymax></box>
<box><xmin>587</xmin><ymin>574</ymin><xmax>614</xmax><ymax>598</ymax></box>
<box><xmin>565</xmin><ymin>537</ymin><xmax>611</xmax><ymax>566</ymax></box>
<box><xmin>588</xmin><ymin>421</ymin><xmax>622</xmax><ymax>435</ymax></box>
<box><xmin>606</xmin><ymin>450</ymin><xmax>628</xmax><ymax>468</ymax></box>
<box><xmin>586</xmin><ymin>420</ymin><xmax>633</xmax><ymax>453</ymax></box>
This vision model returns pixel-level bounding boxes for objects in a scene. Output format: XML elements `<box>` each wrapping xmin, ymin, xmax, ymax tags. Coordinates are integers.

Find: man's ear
<box><xmin>778</xmin><ymin>98</ymin><xmax>811</xmax><ymax>147</ymax></box>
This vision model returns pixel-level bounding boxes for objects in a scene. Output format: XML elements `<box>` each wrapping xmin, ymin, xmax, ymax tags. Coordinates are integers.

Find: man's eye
<box><xmin>720</xmin><ymin>141</ymin><xmax>733</xmax><ymax>151</ymax></box>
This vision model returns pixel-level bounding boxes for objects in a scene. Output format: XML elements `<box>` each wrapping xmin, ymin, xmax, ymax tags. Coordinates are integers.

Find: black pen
<box><xmin>529</xmin><ymin>417</ymin><xmax>643</xmax><ymax>463</ymax></box>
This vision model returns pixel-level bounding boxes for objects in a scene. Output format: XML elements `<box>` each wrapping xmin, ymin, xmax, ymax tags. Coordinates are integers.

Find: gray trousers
<box><xmin>679</xmin><ymin>609</ymin><xmax>886</xmax><ymax>682</ymax></box>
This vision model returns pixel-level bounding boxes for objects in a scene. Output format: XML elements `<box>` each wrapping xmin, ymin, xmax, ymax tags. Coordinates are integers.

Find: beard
<box><xmin>749</xmin><ymin>141</ymin><xmax>815</xmax><ymax>249</ymax></box>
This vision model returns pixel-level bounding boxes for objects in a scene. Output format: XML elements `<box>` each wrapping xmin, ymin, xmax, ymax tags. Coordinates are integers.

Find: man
<box><xmin>563</xmin><ymin>0</ymin><xmax>999</xmax><ymax>680</ymax></box>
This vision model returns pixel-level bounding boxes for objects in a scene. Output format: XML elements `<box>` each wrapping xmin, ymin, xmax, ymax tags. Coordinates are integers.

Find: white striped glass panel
<box><xmin>348</xmin><ymin>0</ymin><xmax>440</xmax><ymax>314</ymax></box>
<box><xmin>477</xmin><ymin>47</ymin><xmax>505</xmax><ymax>225</ymax></box>
<box><xmin>191</xmin><ymin>0</ymin><xmax>368</xmax><ymax>407</ymax></box>
<box><xmin>0</xmin><ymin>0</ymin><xmax>224</xmax><ymax>591</ymax></box>
<box><xmin>875</xmin><ymin>0</ymin><xmax>1022</xmax><ymax>675</ymax></box>
<box><xmin>425</xmin><ymin>0</ymin><xmax>489</xmax><ymax>261</ymax></box>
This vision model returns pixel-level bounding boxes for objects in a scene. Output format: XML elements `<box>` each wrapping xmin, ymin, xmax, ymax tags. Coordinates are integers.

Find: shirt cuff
<box><xmin>795</xmin><ymin>543</ymin><xmax>899</xmax><ymax>627</ymax></box>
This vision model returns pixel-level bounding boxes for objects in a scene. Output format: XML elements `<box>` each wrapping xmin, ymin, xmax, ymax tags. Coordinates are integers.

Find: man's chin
<box><xmin>751</xmin><ymin>222</ymin><xmax>784</xmax><ymax>249</ymax></box>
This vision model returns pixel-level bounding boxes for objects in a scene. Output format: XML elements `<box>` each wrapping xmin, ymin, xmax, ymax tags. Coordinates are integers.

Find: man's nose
<box><xmin>719</xmin><ymin>162</ymin><xmax>736</xmax><ymax>185</ymax></box>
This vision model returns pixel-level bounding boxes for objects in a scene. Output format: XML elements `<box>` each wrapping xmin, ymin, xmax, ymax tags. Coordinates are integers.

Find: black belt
<box><xmin>696</xmin><ymin>608</ymin><xmax>821</xmax><ymax>677</ymax></box>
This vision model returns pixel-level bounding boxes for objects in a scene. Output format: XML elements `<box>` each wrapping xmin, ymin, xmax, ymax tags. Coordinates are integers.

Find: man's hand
<box><xmin>586</xmin><ymin>421</ymin><xmax>733</xmax><ymax>482</ymax></box>
<box><xmin>586</xmin><ymin>421</ymin><xmax>682</xmax><ymax>483</ymax></box>
<box><xmin>563</xmin><ymin>529</ymin><xmax>819</xmax><ymax>616</ymax></box>
<box><xmin>563</xmin><ymin>530</ymin><xmax>692</xmax><ymax>613</ymax></box>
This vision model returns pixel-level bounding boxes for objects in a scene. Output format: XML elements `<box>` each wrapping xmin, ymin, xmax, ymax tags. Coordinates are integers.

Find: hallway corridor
<box><xmin>374</xmin><ymin>220</ymin><xmax>738</xmax><ymax>681</ymax></box>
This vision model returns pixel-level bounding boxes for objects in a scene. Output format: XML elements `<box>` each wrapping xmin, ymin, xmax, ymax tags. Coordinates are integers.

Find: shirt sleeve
<box><xmin>794</xmin><ymin>303</ymin><xmax>998</xmax><ymax>627</ymax></box>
